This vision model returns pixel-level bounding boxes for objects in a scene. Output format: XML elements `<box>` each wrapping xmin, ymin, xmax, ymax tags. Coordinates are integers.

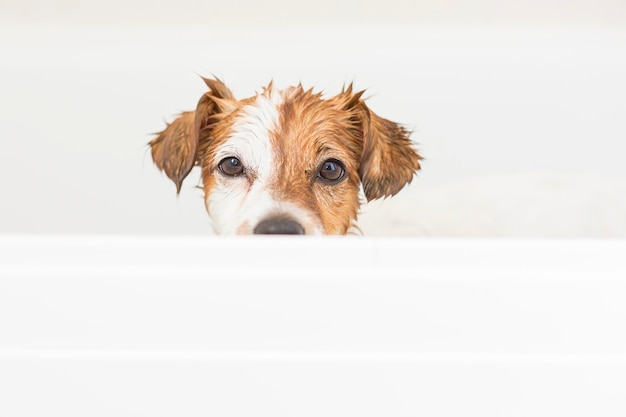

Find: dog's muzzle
<box><xmin>253</xmin><ymin>218</ymin><xmax>305</xmax><ymax>235</ymax></box>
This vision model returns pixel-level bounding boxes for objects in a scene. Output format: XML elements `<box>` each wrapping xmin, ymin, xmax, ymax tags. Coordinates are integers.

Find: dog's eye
<box><xmin>218</xmin><ymin>157</ymin><xmax>244</xmax><ymax>177</ymax></box>
<box><xmin>317</xmin><ymin>159</ymin><xmax>346</xmax><ymax>183</ymax></box>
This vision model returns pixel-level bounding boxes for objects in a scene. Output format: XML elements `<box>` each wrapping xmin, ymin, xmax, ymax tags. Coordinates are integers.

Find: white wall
<box><xmin>2</xmin><ymin>0</ymin><xmax>626</xmax><ymax>27</ymax></box>
<box><xmin>1</xmin><ymin>1</ymin><xmax>625</xmax><ymax>235</ymax></box>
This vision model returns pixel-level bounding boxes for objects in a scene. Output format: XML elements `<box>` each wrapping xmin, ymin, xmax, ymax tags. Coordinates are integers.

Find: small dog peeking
<box><xmin>150</xmin><ymin>77</ymin><xmax>422</xmax><ymax>235</ymax></box>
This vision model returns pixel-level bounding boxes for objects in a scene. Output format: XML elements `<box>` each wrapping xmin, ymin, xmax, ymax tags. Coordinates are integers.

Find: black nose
<box><xmin>253</xmin><ymin>218</ymin><xmax>305</xmax><ymax>235</ymax></box>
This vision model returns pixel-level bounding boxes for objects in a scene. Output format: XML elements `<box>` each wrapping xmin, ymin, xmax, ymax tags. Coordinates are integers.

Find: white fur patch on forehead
<box><xmin>214</xmin><ymin>91</ymin><xmax>283</xmax><ymax>175</ymax></box>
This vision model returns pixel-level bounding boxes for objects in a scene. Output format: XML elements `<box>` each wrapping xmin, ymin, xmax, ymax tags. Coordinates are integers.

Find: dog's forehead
<box><xmin>211</xmin><ymin>90</ymin><xmax>282</xmax><ymax>170</ymax></box>
<box><xmin>214</xmin><ymin>86</ymin><xmax>358</xmax><ymax>165</ymax></box>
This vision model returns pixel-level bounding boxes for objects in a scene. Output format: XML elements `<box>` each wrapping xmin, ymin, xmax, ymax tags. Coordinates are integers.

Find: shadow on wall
<box><xmin>358</xmin><ymin>173</ymin><xmax>626</xmax><ymax>238</ymax></box>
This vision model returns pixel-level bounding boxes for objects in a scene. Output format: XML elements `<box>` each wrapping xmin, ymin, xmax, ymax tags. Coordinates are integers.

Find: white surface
<box><xmin>360</xmin><ymin>173</ymin><xmax>626</xmax><ymax>237</ymax></box>
<box><xmin>2</xmin><ymin>0</ymin><xmax>626</xmax><ymax>26</ymax></box>
<box><xmin>1</xmin><ymin>25</ymin><xmax>625</xmax><ymax>235</ymax></box>
<box><xmin>1</xmin><ymin>236</ymin><xmax>626</xmax><ymax>416</ymax></box>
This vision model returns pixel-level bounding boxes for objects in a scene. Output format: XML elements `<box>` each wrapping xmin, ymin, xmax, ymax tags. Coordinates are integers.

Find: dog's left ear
<box><xmin>338</xmin><ymin>86</ymin><xmax>423</xmax><ymax>201</ymax></box>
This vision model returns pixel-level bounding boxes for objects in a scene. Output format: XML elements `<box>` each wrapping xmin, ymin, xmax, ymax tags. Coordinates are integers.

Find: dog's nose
<box><xmin>254</xmin><ymin>218</ymin><xmax>305</xmax><ymax>235</ymax></box>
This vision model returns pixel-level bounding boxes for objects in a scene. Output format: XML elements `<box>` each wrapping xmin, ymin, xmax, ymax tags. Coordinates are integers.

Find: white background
<box><xmin>1</xmin><ymin>0</ymin><xmax>625</xmax><ymax>234</ymax></box>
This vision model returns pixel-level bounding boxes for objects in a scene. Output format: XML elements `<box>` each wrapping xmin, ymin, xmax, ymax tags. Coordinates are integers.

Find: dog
<box><xmin>150</xmin><ymin>77</ymin><xmax>422</xmax><ymax>235</ymax></box>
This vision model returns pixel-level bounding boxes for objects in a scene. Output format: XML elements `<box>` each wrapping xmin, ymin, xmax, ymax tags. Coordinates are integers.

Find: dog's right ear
<box><xmin>149</xmin><ymin>77</ymin><xmax>236</xmax><ymax>193</ymax></box>
<box><xmin>333</xmin><ymin>85</ymin><xmax>422</xmax><ymax>201</ymax></box>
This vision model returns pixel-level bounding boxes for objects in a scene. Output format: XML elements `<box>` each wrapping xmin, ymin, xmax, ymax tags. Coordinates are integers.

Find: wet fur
<box><xmin>150</xmin><ymin>77</ymin><xmax>422</xmax><ymax>235</ymax></box>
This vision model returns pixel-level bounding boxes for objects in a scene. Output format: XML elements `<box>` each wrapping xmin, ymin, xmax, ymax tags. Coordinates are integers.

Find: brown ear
<box><xmin>149</xmin><ymin>77</ymin><xmax>235</xmax><ymax>193</ymax></box>
<box><xmin>339</xmin><ymin>86</ymin><xmax>422</xmax><ymax>201</ymax></box>
<box><xmin>359</xmin><ymin>106</ymin><xmax>423</xmax><ymax>200</ymax></box>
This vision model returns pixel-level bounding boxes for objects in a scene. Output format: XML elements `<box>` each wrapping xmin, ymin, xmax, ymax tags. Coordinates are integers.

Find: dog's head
<box><xmin>150</xmin><ymin>77</ymin><xmax>422</xmax><ymax>235</ymax></box>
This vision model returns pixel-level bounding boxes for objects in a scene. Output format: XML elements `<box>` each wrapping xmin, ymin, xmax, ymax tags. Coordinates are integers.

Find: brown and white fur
<box><xmin>150</xmin><ymin>77</ymin><xmax>422</xmax><ymax>235</ymax></box>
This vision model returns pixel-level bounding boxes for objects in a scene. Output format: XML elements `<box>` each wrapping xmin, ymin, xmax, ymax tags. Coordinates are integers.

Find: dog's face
<box><xmin>150</xmin><ymin>78</ymin><xmax>422</xmax><ymax>235</ymax></box>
